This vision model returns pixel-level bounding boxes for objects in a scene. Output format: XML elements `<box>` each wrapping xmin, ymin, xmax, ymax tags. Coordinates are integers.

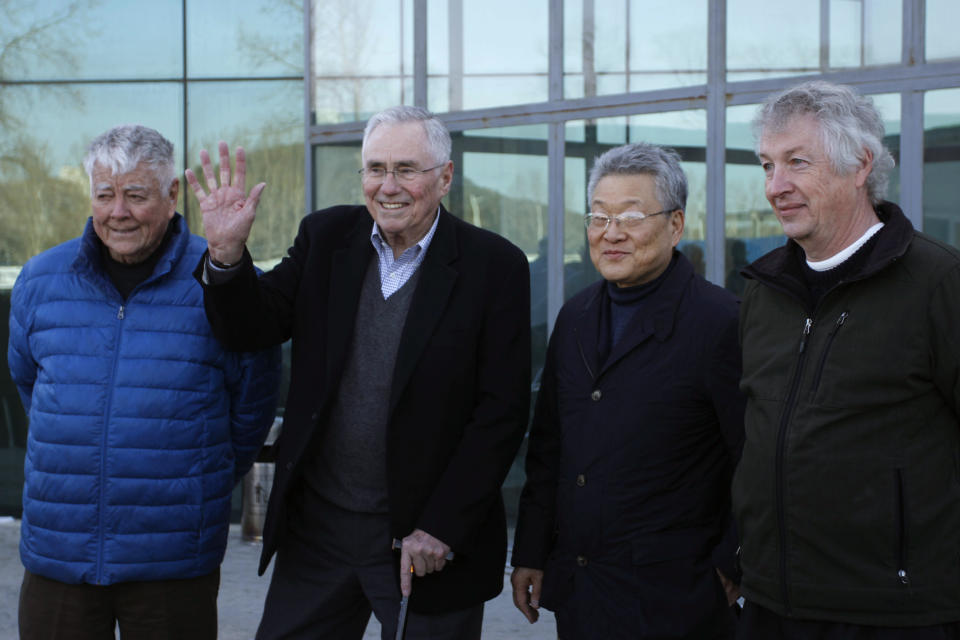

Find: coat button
<box><xmin>576</xmin><ymin>555</ymin><xmax>588</xmax><ymax>567</ymax></box>
<box><xmin>576</xmin><ymin>474</ymin><xmax>586</xmax><ymax>487</ymax></box>
<box><xmin>590</xmin><ymin>389</ymin><xmax>601</xmax><ymax>401</ymax></box>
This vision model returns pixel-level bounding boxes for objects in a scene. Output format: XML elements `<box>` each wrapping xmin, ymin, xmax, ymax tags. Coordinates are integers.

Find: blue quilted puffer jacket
<box><xmin>7</xmin><ymin>214</ymin><xmax>280</xmax><ymax>585</ymax></box>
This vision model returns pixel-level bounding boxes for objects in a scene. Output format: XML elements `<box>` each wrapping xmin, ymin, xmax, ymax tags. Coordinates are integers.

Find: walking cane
<box><xmin>391</xmin><ymin>538</ymin><xmax>455</xmax><ymax>640</ymax></box>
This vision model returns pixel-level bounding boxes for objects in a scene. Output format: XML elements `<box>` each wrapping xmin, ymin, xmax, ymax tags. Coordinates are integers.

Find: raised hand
<box><xmin>185</xmin><ymin>141</ymin><xmax>266</xmax><ymax>265</ymax></box>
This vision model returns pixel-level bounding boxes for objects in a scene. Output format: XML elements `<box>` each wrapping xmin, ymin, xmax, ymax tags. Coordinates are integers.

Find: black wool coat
<box><xmin>196</xmin><ymin>205</ymin><xmax>531</xmax><ymax>614</ymax></box>
<box><xmin>512</xmin><ymin>252</ymin><xmax>745</xmax><ymax>639</ymax></box>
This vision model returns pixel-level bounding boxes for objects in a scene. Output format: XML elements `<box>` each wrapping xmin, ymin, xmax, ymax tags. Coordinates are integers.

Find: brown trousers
<box><xmin>18</xmin><ymin>568</ymin><xmax>220</xmax><ymax>640</ymax></box>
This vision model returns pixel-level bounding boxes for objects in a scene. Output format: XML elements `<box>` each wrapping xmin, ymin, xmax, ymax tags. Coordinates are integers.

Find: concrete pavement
<box><xmin>0</xmin><ymin>518</ymin><xmax>557</xmax><ymax>639</ymax></box>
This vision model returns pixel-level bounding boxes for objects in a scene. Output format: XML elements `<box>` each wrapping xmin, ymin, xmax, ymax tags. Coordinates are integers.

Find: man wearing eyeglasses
<box><xmin>186</xmin><ymin>105</ymin><xmax>531</xmax><ymax>639</ymax></box>
<box><xmin>511</xmin><ymin>142</ymin><xmax>745</xmax><ymax>639</ymax></box>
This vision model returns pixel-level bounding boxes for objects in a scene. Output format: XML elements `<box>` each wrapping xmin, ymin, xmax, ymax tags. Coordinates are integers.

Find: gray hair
<box><xmin>587</xmin><ymin>142</ymin><xmax>688</xmax><ymax>212</ymax></box>
<box><xmin>362</xmin><ymin>105</ymin><xmax>452</xmax><ymax>165</ymax></box>
<box><xmin>83</xmin><ymin>125</ymin><xmax>176</xmax><ymax>195</ymax></box>
<box><xmin>752</xmin><ymin>80</ymin><xmax>896</xmax><ymax>205</ymax></box>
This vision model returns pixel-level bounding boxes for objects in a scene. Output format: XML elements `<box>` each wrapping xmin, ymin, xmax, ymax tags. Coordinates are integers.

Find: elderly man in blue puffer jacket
<box><xmin>7</xmin><ymin>124</ymin><xmax>281</xmax><ymax>640</ymax></box>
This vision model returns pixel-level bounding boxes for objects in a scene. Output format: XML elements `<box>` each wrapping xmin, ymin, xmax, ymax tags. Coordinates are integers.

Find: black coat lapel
<box><xmin>572</xmin><ymin>284</ymin><xmax>604</xmax><ymax>381</ymax></box>
<box><xmin>326</xmin><ymin>217</ymin><xmax>375</xmax><ymax>388</ymax></box>
<box><xmin>390</xmin><ymin>209</ymin><xmax>458</xmax><ymax>410</ymax></box>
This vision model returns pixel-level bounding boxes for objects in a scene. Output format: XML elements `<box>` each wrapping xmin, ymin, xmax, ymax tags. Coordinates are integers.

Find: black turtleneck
<box><xmin>99</xmin><ymin>219</ymin><xmax>175</xmax><ymax>300</ymax></box>
<box><xmin>598</xmin><ymin>252</ymin><xmax>678</xmax><ymax>364</ymax></box>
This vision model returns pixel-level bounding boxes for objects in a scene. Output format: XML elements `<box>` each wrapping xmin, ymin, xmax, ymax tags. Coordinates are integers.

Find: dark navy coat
<box><xmin>512</xmin><ymin>252</ymin><xmax>745</xmax><ymax>639</ymax></box>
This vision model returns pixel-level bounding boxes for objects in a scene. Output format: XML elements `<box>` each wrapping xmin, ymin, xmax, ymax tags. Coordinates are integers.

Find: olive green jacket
<box><xmin>734</xmin><ymin>202</ymin><xmax>960</xmax><ymax>626</ymax></box>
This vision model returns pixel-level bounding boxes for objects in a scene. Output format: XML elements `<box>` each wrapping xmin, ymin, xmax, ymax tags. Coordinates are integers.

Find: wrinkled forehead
<box><xmin>362</xmin><ymin>121</ymin><xmax>433</xmax><ymax>164</ymax></box>
<box><xmin>757</xmin><ymin>114</ymin><xmax>823</xmax><ymax>156</ymax></box>
<box><xmin>91</xmin><ymin>161</ymin><xmax>162</xmax><ymax>191</ymax></box>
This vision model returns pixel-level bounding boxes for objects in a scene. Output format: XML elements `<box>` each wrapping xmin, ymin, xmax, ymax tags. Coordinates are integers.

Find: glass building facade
<box><xmin>2</xmin><ymin>0</ymin><xmax>960</xmax><ymax>518</ymax></box>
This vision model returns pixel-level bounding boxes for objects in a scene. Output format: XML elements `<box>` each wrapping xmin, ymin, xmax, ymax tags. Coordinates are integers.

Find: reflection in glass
<box><xmin>188</xmin><ymin>0</ymin><xmax>303</xmax><ymax>78</ymax></box>
<box><xmin>427</xmin><ymin>0</ymin><xmax>549</xmax><ymax>111</ymax></box>
<box><xmin>923</xmin><ymin>88</ymin><xmax>960</xmax><ymax>249</ymax></box>
<box><xmin>728</xmin><ymin>0</ymin><xmax>818</xmax><ymax>81</ymax></box>
<box><xmin>829</xmin><ymin>0</ymin><xmax>900</xmax><ymax>68</ymax></box>
<box><xmin>564</xmin><ymin>0</ymin><xmax>707</xmax><ymax>99</ymax></box>
<box><xmin>0</xmin><ymin>1</ymin><xmax>181</xmax><ymax>81</ymax></box>
<box><xmin>313</xmin><ymin>143</ymin><xmax>364</xmax><ymax>211</ymax></box>
<box><xmin>312</xmin><ymin>0</ymin><xmax>413</xmax><ymax>123</ymax></box>
<box><xmin>927</xmin><ymin>0</ymin><xmax>960</xmax><ymax>62</ymax></box>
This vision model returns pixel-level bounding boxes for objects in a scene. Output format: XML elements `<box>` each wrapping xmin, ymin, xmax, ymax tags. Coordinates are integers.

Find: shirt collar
<box><xmin>370</xmin><ymin>206</ymin><xmax>442</xmax><ymax>256</ymax></box>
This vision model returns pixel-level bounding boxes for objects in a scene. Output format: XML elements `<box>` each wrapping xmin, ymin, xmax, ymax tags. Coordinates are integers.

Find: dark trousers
<box><xmin>737</xmin><ymin>601</ymin><xmax>960</xmax><ymax>640</ymax></box>
<box><xmin>18</xmin><ymin>568</ymin><xmax>219</xmax><ymax>640</ymax></box>
<box><xmin>255</xmin><ymin>490</ymin><xmax>483</xmax><ymax>640</ymax></box>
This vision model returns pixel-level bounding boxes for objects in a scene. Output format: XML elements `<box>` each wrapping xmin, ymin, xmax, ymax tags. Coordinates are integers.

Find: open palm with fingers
<box><xmin>184</xmin><ymin>141</ymin><xmax>266</xmax><ymax>265</ymax></box>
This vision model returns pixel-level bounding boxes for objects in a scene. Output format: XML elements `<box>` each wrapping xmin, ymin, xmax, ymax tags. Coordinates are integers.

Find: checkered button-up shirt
<box><xmin>369</xmin><ymin>208</ymin><xmax>440</xmax><ymax>299</ymax></box>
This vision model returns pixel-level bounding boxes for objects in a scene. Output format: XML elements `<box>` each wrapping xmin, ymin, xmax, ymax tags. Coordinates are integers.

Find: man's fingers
<box><xmin>218</xmin><ymin>142</ymin><xmax>231</xmax><ymax>190</ymax></box>
<box><xmin>235</xmin><ymin>146</ymin><xmax>247</xmax><ymax>193</ymax></box>
<box><xmin>399</xmin><ymin>551</ymin><xmax>412</xmax><ymax>597</ymax></box>
<box><xmin>510</xmin><ymin>576</ymin><xmax>533</xmax><ymax>622</ymax></box>
<box><xmin>411</xmin><ymin>554</ymin><xmax>428</xmax><ymax>577</ymax></box>
<box><xmin>200</xmin><ymin>149</ymin><xmax>218</xmax><ymax>192</ymax></box>
<box><xmin>248</xmin><ymin>182</ymin><xmax>267</xmax><ymax>210</ymax></box>
<box><xmin>184</xmin><ymin>169</ymin><xmax>206</xmax><ymax>200</ymax></box>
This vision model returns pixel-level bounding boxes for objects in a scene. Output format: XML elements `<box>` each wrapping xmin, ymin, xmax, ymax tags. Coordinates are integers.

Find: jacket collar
<box><xmin>390</xmin><ymin>206</ymin><xmax>459</xmax><ymax>409</ymax></box>
<box><xmin>574</xmin><ymin>250</ymin><xmax>694</xmax><ymax>379</ymax></box>
<box><xmin>324</xmin><ymin>205</ymin><xmax>460</xmax><ymax>410</ymax></box>
<box><xmin>741</xmin><ymin>201</ymin><xmax>914</xmax><ymax>304</ymax></box>
<box><xmin>72</xmin><ymin>213</ymin><xmax>188</xmax><ymax>293</ymax></box>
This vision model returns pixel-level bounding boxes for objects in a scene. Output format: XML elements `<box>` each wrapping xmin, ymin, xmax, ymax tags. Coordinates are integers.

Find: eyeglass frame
<box><xmin>358</xmin><ymin>163</ymin><xmax>446</xmax><ymax>183</ymax></box>
<box><xmin>583</xmin><ymin>209</ymin><xmax>677</xmax><ymax>233</ymax></box>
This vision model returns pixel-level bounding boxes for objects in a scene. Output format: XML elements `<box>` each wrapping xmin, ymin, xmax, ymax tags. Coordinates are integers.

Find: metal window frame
<box><xmin>306</xmin><ymin>0</ymin><xmax>960</xmax><ymax>328</ymax></box>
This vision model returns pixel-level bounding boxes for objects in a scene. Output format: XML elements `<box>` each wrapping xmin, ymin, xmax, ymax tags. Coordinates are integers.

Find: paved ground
<box><xmin>0</xmin><ymin>518</ymin><xmax>557</xmax><ymax>639</ymax></box>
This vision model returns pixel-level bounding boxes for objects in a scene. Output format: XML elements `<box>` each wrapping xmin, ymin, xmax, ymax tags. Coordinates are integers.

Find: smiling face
<box><xmin>588</xmin><ymin>173</ymin><xmax>684</xmax><ymax>288</ymax></box>
<box><xmin>361</xmin><ymin>121</ymin><xmax>453</xmax><ymax>256</ymax></box>
<box><xmin>90</xmin><ymin>162</ymin><xmax>178</xmax><ymax>264</ymax></box>
<box><xmin>758</xmin><ymin>114</ymin><xmax>875</xmax><ymax>260</ymax></box>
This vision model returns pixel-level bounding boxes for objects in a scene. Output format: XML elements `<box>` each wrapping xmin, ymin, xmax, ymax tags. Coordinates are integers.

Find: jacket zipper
<box><xmin>775</xmin><ymin>316</ymin><xmax>812</xmax><ymax>615</ymax></box>
<box><xmin>96</xmin><ymin>303</ymin><xmax>125</xmax><ymax>584</ymax></box>
<box><xmin>810</xmin><ymin>311</ymin><xmax>848</xmax><ymax>393</ymax></box>
<box><xmin>895</xmin><ymin>469</ymin><xmax>910</xmax><ymax>586</ymax></box>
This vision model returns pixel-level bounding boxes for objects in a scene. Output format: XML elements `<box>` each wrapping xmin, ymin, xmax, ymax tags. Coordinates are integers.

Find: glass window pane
<box><xmin>861</xmin><ymin>0</ymin><xmax>900</xmax><ymax>66</ymax></box>
<box><xmin>924</xmin><ymin>88</ymin><xmax>960</xmax><ymax>248</ymax></box>
<box><xmin>0</xmin><ymin>84</ymin><xmax>184</xmax><ymax>267</ymax></box>
<box><xmin>188</xmin><ymin>0</ymin><xmax>304</xmax><ymax>78</ymax></box>
<box><xmin>429</xmin><ymin>0</ymin><xmax>549</xmax><ymax>111</ymax></box>
<box><xmin>564</xmin><ymin>0</ymin><xmax>707</xmax><ymax>99</ymax></box>
<box><xmin>927</xmin><ymin>0</ymin><xmax>960</xmax><ymax>61</ymax></box>
<box><xmin>311</xmin><ymin>0</ymin><xmax>413</xmax><ymax>123</ymax></box>
<box><xmin>313</xmin><ymin>143</ymin><xmax>364</xmax><ymax>212</ymax></box>
<box><xmin>728</xmin><ymin>0</ymin><xmax>819</xmax><ymax>81</ymax></box>
<box><xmin>187</xmin><ymin>80</ymin><xmax>304</xmax><ymax>264</ymax></box>
<box><xmin>829</xmin><ymin>0</ymin><xmax>900</xmax><ymax>68</ymax></box>
<box><xmin>0</xmin><ymin>1</ymin><xmax>182</xmax><ymax>81</ymax></box>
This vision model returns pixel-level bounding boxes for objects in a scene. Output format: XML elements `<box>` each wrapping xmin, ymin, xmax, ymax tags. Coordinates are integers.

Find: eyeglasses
<box><xmin>583</xmin><ymin>209</ymin><xmax>675</xmax><ymax>233</ymax></box>
<box><xmin>358</xmin><ymin>164</ymin><xmax>445</xmax><ymax>183</ymax></box>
